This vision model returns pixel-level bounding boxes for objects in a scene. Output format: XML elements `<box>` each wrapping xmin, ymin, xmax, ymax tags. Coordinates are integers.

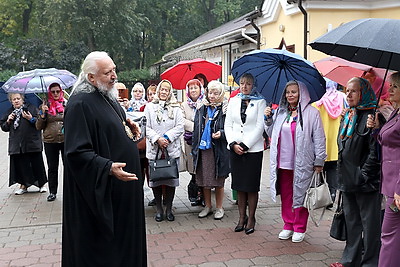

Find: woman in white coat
<box><xmin>225</xmin><ymin>73</ymin><xmax>266</xmax><ymax>235</ymax></box>
<box><xmin>145</xmin><ymin>80</ymin><xmax>184</xmax><ymax>222</ymax></box>
<box><xmin>265</xmin><ymin>80</ymin><xmax>326</xmax><ymax>243</ymax></box>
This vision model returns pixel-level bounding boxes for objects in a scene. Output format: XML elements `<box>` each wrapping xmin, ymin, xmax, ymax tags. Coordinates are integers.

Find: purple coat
<box><xmin>378</xmin><ymin>109</ymin><xmax>400</xmax><ymax>197</ymax></box>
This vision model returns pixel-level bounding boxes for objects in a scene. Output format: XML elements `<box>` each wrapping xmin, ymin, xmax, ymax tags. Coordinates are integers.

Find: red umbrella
<box><xmin>314</xmin><ymin>56</ymin><xmax>390</xmax><ymax>100</ymax></box>
<box><xmin>161</xmin><ymin>58</ymin><xmax>222</xmax><ymax>89</ymax></box>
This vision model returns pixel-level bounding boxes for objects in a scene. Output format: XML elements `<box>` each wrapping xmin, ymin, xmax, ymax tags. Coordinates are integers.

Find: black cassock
<box><xmin>62</xmin><ymin>89</ymin><xmax>147</xmax><ymax>266</ymax></box>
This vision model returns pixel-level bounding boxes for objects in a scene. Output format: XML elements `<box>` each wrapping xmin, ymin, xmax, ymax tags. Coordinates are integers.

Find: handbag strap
<box><xmin>335</xmin><ymin>191</ymin><xmax>343</xmax><ymax>213</ymax></box>
<box><xmin>155</xmin><ymin>147</ymin><xmax>171</xmax><ymax>160</ymax></box>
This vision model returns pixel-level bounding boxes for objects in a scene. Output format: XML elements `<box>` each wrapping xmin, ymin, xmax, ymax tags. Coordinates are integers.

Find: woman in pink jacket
<box><xmin>367</xmin><ymin>71</ymin><xmax>400</xmax><ymax>267</ymax></box>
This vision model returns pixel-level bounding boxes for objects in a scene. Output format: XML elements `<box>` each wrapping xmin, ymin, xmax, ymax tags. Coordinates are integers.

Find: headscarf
<box><xmin>47</xmin><ymin>83</ymin><xmax>64</xmax><ymax>116</ymax></box>
<box><xmin>130</xmin><ymin>82</ymin><xmax>147</xmax><ymax>111</ymax></box>
<box><xmin>185</xmin><ymin>79</ymin><xmax>204</xmax><ymax>109</ymax></box>
<box><xmin>152</xmin><ymin>80</ymin><xmax>180</xmax><ymax>124</ymax></box>
<box><xmin>201</xmin><ymin>80</ymin><xmax>226</xmax><ymax>109</ymax></box>
<box><xmin>340</xmin><ymin>77</ymin><xmax>377</xmax><ymax>139</ymax></box>
<box><xmin>315</xmin><ymin>79</ymin><xmax>347</xmax><ymax>119</ymax></box>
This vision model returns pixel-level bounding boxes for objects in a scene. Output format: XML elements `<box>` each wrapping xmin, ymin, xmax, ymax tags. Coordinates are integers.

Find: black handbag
<box><xmin>330</xmin><ymin>191</ymin><xmax>347</xmax><ymax>241</ymax></box>
<box><xmin>149</xmin><ymin>148</ymin><xmax>179</xmax><ymax>182</ymax></box>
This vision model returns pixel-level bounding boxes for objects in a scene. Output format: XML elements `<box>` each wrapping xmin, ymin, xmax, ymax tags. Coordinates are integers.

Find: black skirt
<box><xmin>9</xmin><ymin>152</ymin><xmax>47</xmax><ymax>187</ymax></box>
<box><xmin>230</xmin><ymin>150</ymin><xmax>263</xmax><ymax>192</ymax></box>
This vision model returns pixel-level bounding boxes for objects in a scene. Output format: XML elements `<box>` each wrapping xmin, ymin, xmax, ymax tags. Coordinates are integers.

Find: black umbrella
<box><xmin>309</xmin><ymin>18</ymin><xmax>400</xmax><ymax>135</ymax></box>
<box><xmin>309</xmin><ymin>18</ymin><xmax>400</xmax><ymax>71</ymax></box>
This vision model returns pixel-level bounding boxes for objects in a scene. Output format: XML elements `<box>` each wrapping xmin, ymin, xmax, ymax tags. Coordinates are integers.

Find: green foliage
<box><xmin>117</xmin><ymin>69</ymin><xmax>151</xmax><ymax>83</ymax></box>
<box><xmin>0</xmin><ymin>0</ymin><xmax>262</xmax><ymax>71</ymax></box>
<box><xmin>0</xmin><ymin>69</ymin><xmax>18</xmax><ymax>82</ymax></box>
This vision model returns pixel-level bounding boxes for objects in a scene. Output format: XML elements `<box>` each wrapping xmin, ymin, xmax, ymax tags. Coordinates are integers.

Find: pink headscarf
<box><xmin>47</xmin><ymin>83</ymin><xmax>64</xmax><ymax>116</ymax></box>
<box><xmin>315</xmin><ymin>80</ymin><xmax>346</xmax><ymax>119</ymax></box>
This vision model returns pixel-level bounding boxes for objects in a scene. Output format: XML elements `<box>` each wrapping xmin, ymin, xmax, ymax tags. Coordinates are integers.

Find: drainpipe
<box><xmin>250</xmin><ymin>19</ymin><xmax>261</xmax><ymax>50</ymax></box>
<box><xmin>244</xmin><ymin>9</ymin><xmax>262</xmax><ymax>50</ymax></box>
<box><xmin>297</xmin><ymin>0</ymin><xmax>308</xmax><ymax>59</ymax></box>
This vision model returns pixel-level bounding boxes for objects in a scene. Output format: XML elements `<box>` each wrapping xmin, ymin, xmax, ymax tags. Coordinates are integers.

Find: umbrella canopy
<box><xmin>1</xmin><ymin>68</ymin><xmax>77</xmax><ymax>94</ymax></box>
<box><xmin>0</xmin><ymin>84</ymin><xmax>41</xmax><ymax>117</ymax></box>
<box><xmin>314</xmin><ymin>56</ymin><xmax>390</xmax><ymax>99</ymax></box>
<box><xmin>160</xmin><ymin>58</ymin><xmax>222</xmax><ymax>89</ymax></box>
<box><xmin>309</xmin><ymin>18</ymin><xmax>400</xmax><ymax>71</ymax></box>
<box><xmin>231</xmin><ymin>48</ymin><xmax>326</xmax><ymax>104</ymax></box>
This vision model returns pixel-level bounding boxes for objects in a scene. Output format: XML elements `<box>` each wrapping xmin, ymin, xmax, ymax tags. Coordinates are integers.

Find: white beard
<box><xmin>97</xmin><ymin>81</ymin><xmax>118</xmax><ymax>102</ymax></box>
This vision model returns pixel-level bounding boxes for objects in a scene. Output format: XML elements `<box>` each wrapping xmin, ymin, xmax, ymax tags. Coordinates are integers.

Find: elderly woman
<box><xmin>225</xmin><ymin>73</ymin><xmax>266</xmax><ymax>235</ymax></box>
<box><xmin>0</xmin><ymin>93</ymin><xmax>47</xmax><ymax>195</ymax></box>
<box><xmin>36</xmin><ymin>83</ymin><xmax>65</xmax><ymax>201</ymax></box>
<box><xmin>145</xmin><ymin>80</ymin><xmax>184</xmax><ymax>222</ymax></box>
<box><xmin>367</xmin><ymin>72</ymin><xmax>400</xmax><ymax>267</ymax></box>
<box><xmin>265</xmin><ymin>80</ymin><xmax>326</xmax><ymax>243</ymax></box>
<box><xmin>330</xmin><ymin>77</ymin><xmax>382</xmax><ymax>267</ymax></box>
<box><xmin>181</xmin><ymin>79</ymin><xmax>205</xmax><ymax>206</ymax></box>
<box><xmin>130</xmin><ymin>82</ymin><xmax>147</xmax><ymax>111</ymax></box>
<box><xmin>192</xmin><ymin>80</ymin><xmax>230</xmax><ymax>220</ymax></box>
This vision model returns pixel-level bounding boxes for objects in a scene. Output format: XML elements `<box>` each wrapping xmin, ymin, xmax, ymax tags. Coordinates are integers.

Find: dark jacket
<box><xmin>36</xmin><ymin>110</ymin><xmax>64</xmax><ymax>143</ymax></box>
<box><xmin>0</xmin><ymin>103</ymin><xmax>43</xmax><ymax>155</ymax></box>
<box><xmin>337</xmin><ymin>109</ymin><xmax>381</xmax><ymax>192</ymax></box>
<box><xmin>192</xmin><ymin>104</ymin><xmax>230</xmax><ymax>178</ymax></box>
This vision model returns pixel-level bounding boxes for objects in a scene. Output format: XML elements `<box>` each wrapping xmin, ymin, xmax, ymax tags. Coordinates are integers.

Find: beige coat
<box><xmin>181</xmin><ymin>102</ymin><xmax>196</xmax><ymax>173</ymax></box>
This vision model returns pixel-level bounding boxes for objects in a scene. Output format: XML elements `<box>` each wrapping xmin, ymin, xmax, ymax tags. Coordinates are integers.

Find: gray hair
<box><xmin>8</xmin><ymin>93</ymin><xmax>24</xmax><ymax>102</ymax></box>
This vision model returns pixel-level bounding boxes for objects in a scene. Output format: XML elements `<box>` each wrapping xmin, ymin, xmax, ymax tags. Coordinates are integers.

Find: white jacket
<box><xmin>145</xmin><ymin>102</ymin><xmax>184</xmax><ymax>159</ymax></box>
<box><xmin>225</xmin><ymin>96</ymin><xmax>266</xmax><ymax>152</ymax></box>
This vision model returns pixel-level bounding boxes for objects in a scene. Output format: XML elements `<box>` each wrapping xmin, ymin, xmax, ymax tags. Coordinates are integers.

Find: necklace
<box><xmin>286</xmin><ymin>105</ymin><xmax>298</xmax><ymax>122</ymax></box>
<box><xmin>100</xmin><ymin>92</ymin><xmax>134</xmax><ymax>140</ymax></box>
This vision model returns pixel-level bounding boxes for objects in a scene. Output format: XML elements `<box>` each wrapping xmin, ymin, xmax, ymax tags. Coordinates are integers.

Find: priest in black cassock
<box><xmin>62</xmin><ymin>51</ymin><xmax>147</xmax><ymax>266</ymax></box>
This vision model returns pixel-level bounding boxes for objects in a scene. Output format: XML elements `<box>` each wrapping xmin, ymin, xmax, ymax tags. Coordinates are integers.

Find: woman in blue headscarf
<box><xmin>225</xmin><ymin>73</ymin><xmax>266</xmax><ymax>234</ymax></box>
<box><xmin>330</xmin><ymin>77</ymin><xmax>382</xmax><ymax>267</ymax></box>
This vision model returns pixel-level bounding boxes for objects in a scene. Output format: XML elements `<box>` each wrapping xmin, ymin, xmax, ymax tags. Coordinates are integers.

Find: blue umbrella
<box><xmin>231</xmin><ymin>48</ymin><xmax>326</xmax><ymax>104</ymax></box>
<box><xmin>0</xmin><ymin>82</ymin><xmax>41</xmax><ymax>118</ymax></box>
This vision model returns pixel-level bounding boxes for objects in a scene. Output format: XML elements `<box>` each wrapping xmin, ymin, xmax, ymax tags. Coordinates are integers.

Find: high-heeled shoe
<box><xmin>234</xmin><ymin>216</ymin><xmax>248</xmax><ymax>232</ymax></box>
<box><xmin>245</xmin><ymin>218</ymin><xmax>256</xmax><ymax>235</ymax></box>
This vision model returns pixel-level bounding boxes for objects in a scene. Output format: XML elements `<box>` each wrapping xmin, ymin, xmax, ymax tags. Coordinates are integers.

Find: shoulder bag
<box><xmin>149</xmin><ymin>147</ymin><xmax>179</xmax><ymax>182</ymax></box>
<box><xmin>330</xmin><ymin>191</ymin><xmax>347</xmax><ymax>241</ymax></box>
<box><xmin>303</xmin><ymin>171</ymin><xmax>333</xmax><ymax>226</ymax></box>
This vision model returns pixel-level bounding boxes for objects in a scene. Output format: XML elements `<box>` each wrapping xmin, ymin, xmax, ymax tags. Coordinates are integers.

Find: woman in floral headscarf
<box><xmin>330</xmin><ymin>77</ymin><xmax>382</xmax><ymax>267</ymax></box>
<box><xmin>192</xmin><ymin>80</ymin><xmax>230</xmax><ymax>220</ymax></box>
<box><xmin>181</xmin><ymin>79</ymin><xmax>205</xmax><ymax>206</ymax></box>
<box><xmin>130</xmin><ymin>82</ymin><xmax>147</xmax><ymax>111</ymax></box>
<box><xmin>36</xmin><ymin>83</ymin><xmax>65</xmax><ymax>201</ymax></box>
<box><xmin>145</xmin><ymin>80</ymin><xmax>184</xmax><ymax>222</ymax></box>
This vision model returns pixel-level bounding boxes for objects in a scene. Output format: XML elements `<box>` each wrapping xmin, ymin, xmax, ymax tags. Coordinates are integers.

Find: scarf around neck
<box><xmin>199</xmin><ymin>106</ymin><xmax>218</xmax><ymax>150</ymax></box>
<box><xmin>340</xmin><ymin>78</ymin><xmax>377</xmax><ymax>139</ymax></box>
<box><xmin>152</xmin><ymin>80</ymin><xmax>180</xmax><ymax>123</ymax></box>
<box><xmin>47</xmin><ymin>89</ymin><xmax>64</xmax><ymax>116</ymax></box>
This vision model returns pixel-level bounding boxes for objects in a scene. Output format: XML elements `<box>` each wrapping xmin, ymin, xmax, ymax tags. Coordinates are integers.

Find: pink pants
<box><xmin>278</xmin><ymin>169</ymin><xmax>309</xmax><ymax>233</ymax></box>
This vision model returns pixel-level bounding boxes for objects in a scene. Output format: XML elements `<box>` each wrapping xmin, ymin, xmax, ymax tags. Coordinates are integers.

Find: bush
<box><xmin>117</xmin><ymin>69</ymin><xmax>151</xmax><ymax>82</ymax></box>
<box><xmin>0</xmin><ymin>69</ymin><xmax>18</xmax><ymax>82</ymax></box>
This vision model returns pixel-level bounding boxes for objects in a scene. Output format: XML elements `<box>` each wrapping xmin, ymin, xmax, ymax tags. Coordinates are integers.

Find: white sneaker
<box><xmin>278</xmin><ymin>229</ymin><xmax>294</xmax><ymax>240</ymax></box>
<box><xmin>15</xmin><ymin>188</ymin><xmax>27</xmax><ymax>195</ymax></box>
<box><xmin>198</xmin><ymin>206</ymin><xmax>212</xmax><ymax>218</ymax></box>
<box><xmin>39</xmin><ymin>186</ymin><xmax>47</xmax><ymax>193</ymax></box>
<box><xmin>214</xmin><ymin>208</ymin><xmax>224</xmax><ymax>220</ymax></box>
<box><xmin>292</xmin><ymin>232</ymin><xmax>305</xmax><ymax>243</ymax></box>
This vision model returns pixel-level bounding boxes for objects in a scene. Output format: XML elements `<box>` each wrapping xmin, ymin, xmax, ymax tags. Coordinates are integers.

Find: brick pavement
<box><xmin>0</xmin><ymin>130</ymin><xmax>345</xmax><ymax>266</ymax></box>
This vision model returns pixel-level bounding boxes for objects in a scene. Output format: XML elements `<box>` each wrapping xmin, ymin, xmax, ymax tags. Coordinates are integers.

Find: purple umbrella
<box><xmin>1</xmin><ymin>68</ymin><xmax>77</xmax><ymax>94</ymax></box>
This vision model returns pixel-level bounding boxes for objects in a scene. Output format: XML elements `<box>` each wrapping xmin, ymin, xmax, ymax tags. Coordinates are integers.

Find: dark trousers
<box><xmin>341</xmin><ymin>191</ymin><xmax>381</xmax><ymax>267</ymax></box>
<box><xmin>324</xmin><ymin>161</ymin><xmax>338</xmax><ymax>202</ymax></box>
<box><xmin>44</xmin><ymin>142</ymin><xmax>64</xmax><ymax>194</ymax></box>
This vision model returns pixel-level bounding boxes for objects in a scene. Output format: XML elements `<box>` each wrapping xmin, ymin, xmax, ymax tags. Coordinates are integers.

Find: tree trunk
<box><xmin>22</xmin><ymin>0</ymin><xmax>33</xmax><ymax>35</ymax></box>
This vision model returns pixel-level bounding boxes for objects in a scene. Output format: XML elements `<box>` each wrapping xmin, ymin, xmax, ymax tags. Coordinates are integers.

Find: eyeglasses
<box><xmin>51</xmin><ymin>90</ymin><xmax>61</xmax><ymax>94</ymax></box>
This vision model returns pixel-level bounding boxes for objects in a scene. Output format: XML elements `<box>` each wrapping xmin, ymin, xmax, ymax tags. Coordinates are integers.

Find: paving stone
<box><xmin>224</xmin><ymin>258</ymin><xmax>254</xmax><ymax>267</ymax></box>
